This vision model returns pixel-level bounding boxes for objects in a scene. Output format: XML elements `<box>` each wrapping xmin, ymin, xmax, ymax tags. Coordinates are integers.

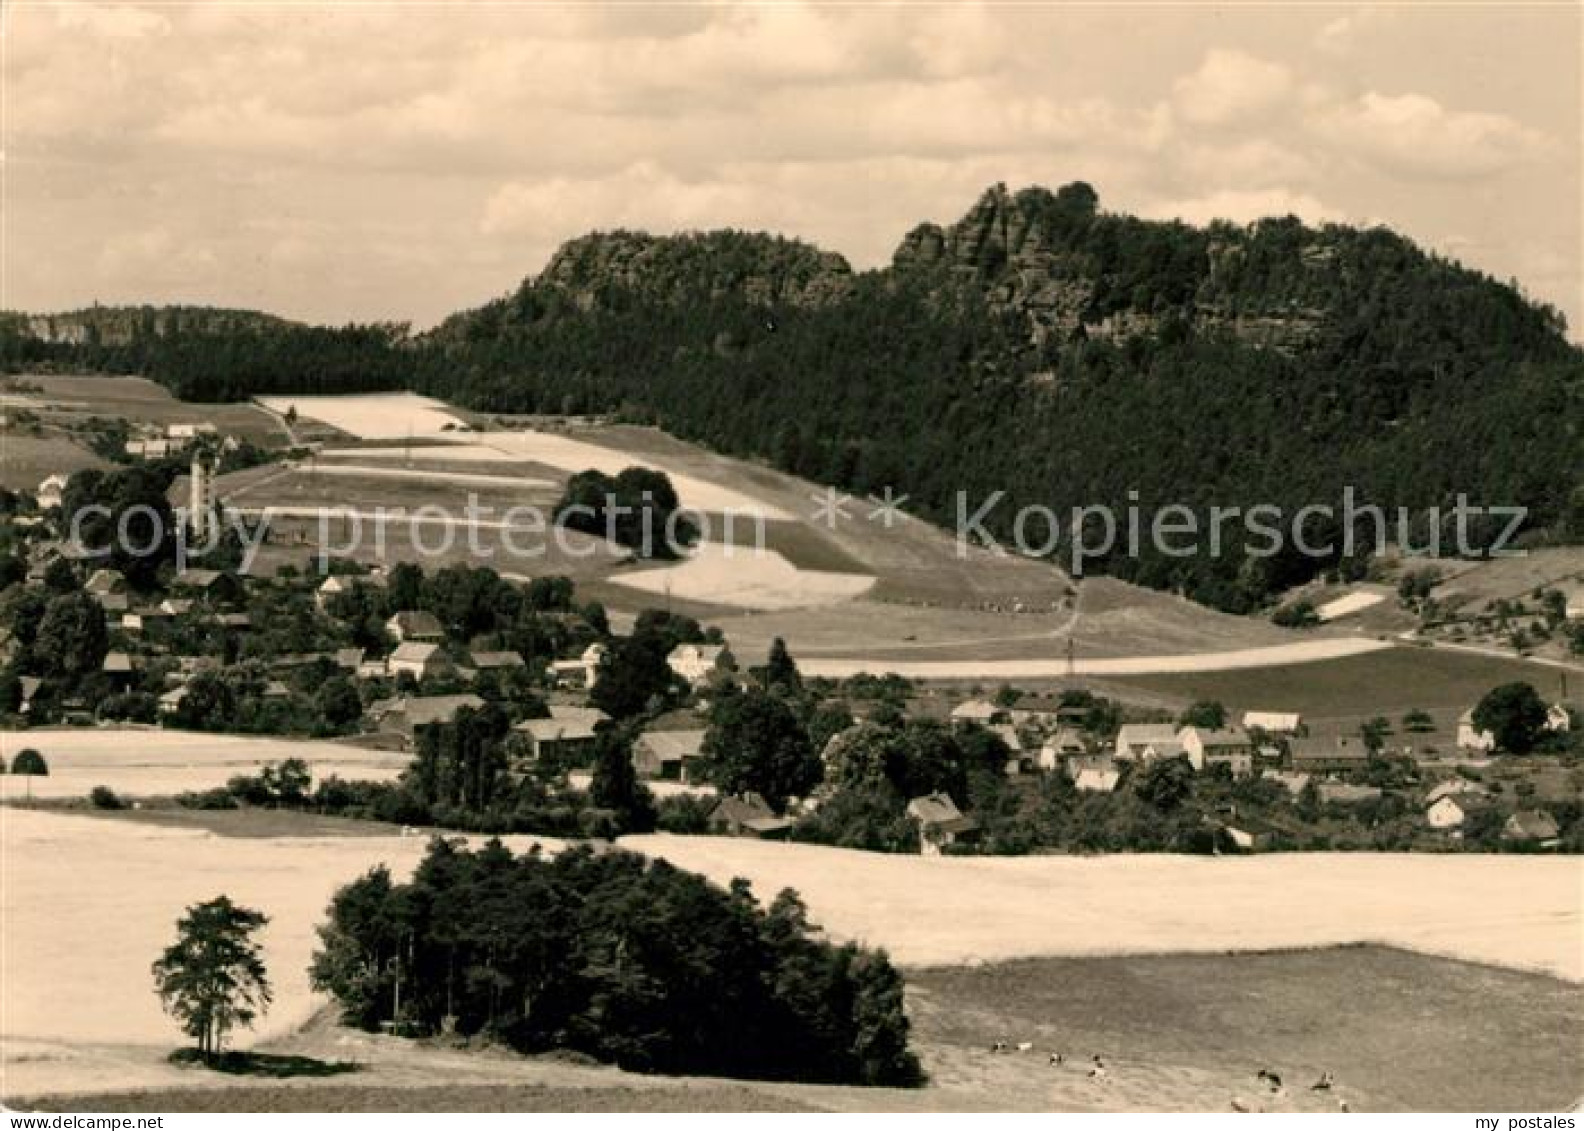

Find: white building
<box><xmin>1242</xmin><ymin>710</ymin><xmax>1302</xmax><ymax>734</ymax></box>
<box><xmin>667</xmin><ymin>642</ymin><xmax>732</xmax><ymax>686</ymax></box>
<box><xmin>1456</xmin><ymin>710</ymin><xmax>1496</xmax><ymax>753</ymax></box>
<box><xmin>35</xmin><ymin>473</ymin><xmax>68</xmax><ymax>510</ymax></box>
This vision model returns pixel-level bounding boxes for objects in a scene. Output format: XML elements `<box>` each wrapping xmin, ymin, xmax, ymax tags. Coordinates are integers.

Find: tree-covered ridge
<box><xmin>4</xmin><ymin>183</ymin><xmax>1580</xmax><ymax>611</ymax></box>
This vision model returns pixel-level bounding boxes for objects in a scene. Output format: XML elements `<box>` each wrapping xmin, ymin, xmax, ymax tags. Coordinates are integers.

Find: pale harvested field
<box><xmin>0</xmin><ymin>729</ymin><xmax>407</xmax><ymax>801</ymax></box>
<box><xmin>16</xmin><ymin>376</ymin><xmax>286</xmax><ymax>444</ymax></box>
<box><xmin>3</xmin><ymin>811</ymin><xmax>1579</xmax><ymax>1108</ymax></box>
<box><xmin>0</xmin><ymin>810</ymin><xmax>556</xmax><ymax>1051</ymax></box>
<box><xmin>1315</xmin><ymin>589</ymin><xmax>1387</xmax><ymax>620</ymax></box>
<box><xmin>611</xmin><ymin>542</ymin><xmax>875</xmax><ymax>610</ymax></box>
<box><xmin>257</xmin><ymin>393</ymin><xmax>466</xmax><ymax>440</ymax></box>
<box><xmin>625</xmin><ymin>835</ymin><xmax>1583</xmax><ymax>981</ymax></box>
<box><xmin>796</xmin><ymin>636</ymin><xmax>1392</xmax><ymax>679</ymax></box>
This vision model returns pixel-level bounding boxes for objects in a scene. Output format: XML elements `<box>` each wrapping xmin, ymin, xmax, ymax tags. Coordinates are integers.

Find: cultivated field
<box><xmin>0</xmin><ymin>433</ymin><xmax>111</xmax><ymax>491</ymax></box>
<box><xmin>610</xmin><ymin>542</ymin><xmax>875</xmax><ymax>610</ymax></box>
<box><xmin>16</xmin><ymin>375</ymin><xmax>286</xmax><ymax>444</ymax></box>
<box><xmin>0</xmin><ymin>729</ymin><xmax>407</xmax><ymax>801</ymax></box>
<box><xmin>4</xmin><ymin>810</ymin><xmax>1580</xmax><ymax>1110</ymax></box>
<box><xmin>1103</xmin><ymin>643</ymin><xmax>1582</xmax><ymax>724</ymax></box>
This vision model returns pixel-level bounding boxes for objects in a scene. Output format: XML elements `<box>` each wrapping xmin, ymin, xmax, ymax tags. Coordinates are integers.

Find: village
<box><xmin>4</xmin><ymin>440</ymin><xmax>1579</xmax><ymax>859</ymax></box>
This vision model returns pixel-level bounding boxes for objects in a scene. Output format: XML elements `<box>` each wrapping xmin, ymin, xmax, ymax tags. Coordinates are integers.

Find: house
<box><xmin>17</xmin><ymin>675</ymin><xmax>42</xmax><ymax>716</ymax></box>
<box><xmin>515</xmin><ymin>705</ymin><xmax>607</xmax><ymax>763</ymax></box>
<box><xmin>1220</xmin><ymin>825</ymin><xmax>1257</xmax><ymax>853</ymax></box>
<box><xmin>333</xmin><ymin>648</ymin><xmax>364</xmax><ymax>672</ymax></box>
<box><xmin>94</xmin><ymin>592</ymin><xmax>130</xmax><ymax>615</ymax></box>
<box><xmin>1424</xmin><ymin>778</ymin><xmax>1486</xmax><ymax>806</ymax></box>
<box><xmin>1062</xmin><ymin>751</ymin><xmax>1115</xmax><ymax>781</ymax></box>
<box><xmin>468</xmin><ymin>650</ymin><xmax>526</xmax><ymax>673</ymax></box>
<box><xmin>1113</xmin><ymin>723</ymin><xmax>1183</xmax><ymax>764</ymax></box>
<box><xmin>217</xmin><ymin>612</ymin><xmax>252</xmax><ymax>630</ymax></box>
<box><xmin>1264</xmin><ymin>770</ymin><xmax>1312</xmax><ymax>797</ymax></box>
<box><xmin>1037</xmin><ymin>726</ymin><xmax>1087</xmax><ymax>771</ymax></box>
<box><xmin>158</xmin><ymin>687</ymin><xmax>187</xmax><ymax>717</ymax></box>
<box><xmin>666</xmin><ymin>642</ymin><xmax>732</xmax><ymax>686</ymax></box>
<box><xmin>1073</xmin><ymin>766</ymin><xmax>1123</xmax><ymax>793</ymax></box>
<box><xmin>386</xmin><ymin>610</ymin><xmax>444</xmax><ymax>643</ymax></box>
<box><xmin>707</xmin><ymin>792</ymin><xmax>794</xmax><ymax>839</ymax></box>
<box><xmin>1545</xmin><ymin>704</ymin><xmax>1572</xmax><ymax>732</ymax></box>
<box><xmin>84</xmin><ymin>568</ymin><xmax>125</xmax><ymax>597</ymax></box>
<box><xmin>1456</xmin><ymin>710</ymin><xmax>1496</xmax><ymax>753</ymax></box>
<box><xmin>315</xmin><ymin>575</ymin><xmax>355</xmax><ymax>609</ymax></box>
<box><xmin>101</xmin><ymin>651</ymin><xmax>135</xmax><ymax>686</ymax></box>
<box><xmin>1242</xmin><ymin>710</ymin><xmax>1302</xmax><ymax>734</ymax></box>
<box><xmin>1288</xmin><ymin>735</ymin><xmax>1371</xmax><ymax>775</ymax></box>
<box><xmin>368</xmin><ymin>693</ymin><xmax>485</xmax><ymax>738</ymax></box>
<box><xmin>35</xmin><ymin>473</ymin><xmax>68</xmax><ymax>510</ymax></box>
<box><xmin>125</xmin><ymin>438</ymin><xmax>173</xmax><ymax>459</ymax></box>
<box><xmin>1317</xmin><ymin>782</ymin><xmax>1382</xmax><ymax>806</ymax></box>
<box><xmin>172</xmin><ymin>569</ymin><xmax>243</xmax><ymax>605</ymax></box>
<box><xmin>551</xmin><ymin>643</ymin><xmax>606</xmax><ymax>690</ymax></box>
<box><xmin>989</xmin><ymin>722</ymin><xmax>1035</xmax><ymax>774</ymax></box>
<box><xmin>1178</xmin><ymin>726</ymin><xmax>1253</xmax><ymax>775</ymax></box>
<box><xmin>387</xmin><ymin>641</ymin><xmax>452</xmax><ymax>681</ymax></box>
<box><xmin>950</xmin><ymin>698</ymin><xmax>1002</xmax><ymax>724</ymax></box>
<box><xmin>633</xmin><ymin>728</ymin><xmax>708</xmax><ymax>781</ymax></box>
<box><xmin>1425</xmin><ymin>792</ymin><xmax>1495</xmax><ymax>831</ymax></box>
<box><xmin>907</xmin><ymin>792</ymin><xmax>978</xmax><ymax>856</ymax></box>
<box><xmin>1566</xmin><ymin>590</ymin><xmax>1584</xmax><ymax>621</ymax></box>
<box><xmin>1502</xmin><ymin>810</ymin><xmax>1560</xmax><ymax>847</ymax></box>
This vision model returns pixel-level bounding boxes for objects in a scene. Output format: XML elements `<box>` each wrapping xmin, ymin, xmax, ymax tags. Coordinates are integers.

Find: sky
<box><xmin>4</xmin><ymin>2</ymin><xmax>1580</xmax><ymax>333</ymax></box>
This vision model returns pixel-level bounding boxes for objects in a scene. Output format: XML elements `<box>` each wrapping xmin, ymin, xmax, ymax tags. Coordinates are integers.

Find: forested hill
<box><xmin>4</xmin><ymin>182</ymin><xmax>1581</xmax><ymax>612</ymax></box>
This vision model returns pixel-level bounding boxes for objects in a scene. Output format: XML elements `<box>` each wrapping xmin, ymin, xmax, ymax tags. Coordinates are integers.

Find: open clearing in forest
<box><xmin>0</xmin><ymin>729</ymin><xmax>406</xmax><ymax>801</ymax></box>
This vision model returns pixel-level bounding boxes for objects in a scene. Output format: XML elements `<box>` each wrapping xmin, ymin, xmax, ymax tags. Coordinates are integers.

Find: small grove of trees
<box><xmin>151</xmin><ymin>895</ymin><xmax>272</xmax><ymax>1059</ymax></box>
<box><xmin>553</xmin><ymin>467</ymin><xmax>697</xmax><ymax>559</ymax></box>
<box><xmin>10</xmin><ymin>747</ymin><xmax>48</xmax><ymax>775</ymax></box>
<box><xmin>311</xmin><ymin>838</ymin><xmax>922</xmax><ymax>1087</ymax></box>
<box><xmin>1472</xmin><ymin>682</ymin><xmax>1552</xmax><ymax>755</ymax></box>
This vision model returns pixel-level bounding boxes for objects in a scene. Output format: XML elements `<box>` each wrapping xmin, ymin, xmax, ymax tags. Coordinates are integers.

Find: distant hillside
<box><xmin>4</xmin><ymin>183</ymin><xmax>1580</xmax><ymax>611</ymax></box>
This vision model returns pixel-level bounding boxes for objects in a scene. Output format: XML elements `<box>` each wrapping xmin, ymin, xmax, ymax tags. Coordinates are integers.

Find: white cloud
<box><xmin>1172</xmin><ymin>49</ymin><xmax>1293</xmax><ymax>127</ymax></box>
<box><xmin>1141</xmin><ymin>189</ymin><xmax>1343</xmax><ymax>228</ymax></box>
<box><xmin>1311</xmin><ymin>91</ymin><xmax>1549</xmax><ymax>179</ymax></box>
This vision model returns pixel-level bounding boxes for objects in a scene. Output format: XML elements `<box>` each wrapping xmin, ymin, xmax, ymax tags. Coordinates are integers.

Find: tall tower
<box><xmin>189</xmin><ymin>449</ymin><xmax>217</xmax><ymax>541</ymax></box>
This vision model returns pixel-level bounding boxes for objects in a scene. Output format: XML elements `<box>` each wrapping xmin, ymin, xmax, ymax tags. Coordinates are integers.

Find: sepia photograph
<box><xmin>0</xmin><ymin>0</ymin><xmax>1580</xmax><ymax>1118</ymax></box>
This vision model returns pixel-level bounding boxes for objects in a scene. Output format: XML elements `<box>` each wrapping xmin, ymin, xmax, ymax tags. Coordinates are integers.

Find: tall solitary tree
<box><xmin>151</xmin><ymin>896</ymin><xmax>272</xmax><ymax>1060</ymax></box>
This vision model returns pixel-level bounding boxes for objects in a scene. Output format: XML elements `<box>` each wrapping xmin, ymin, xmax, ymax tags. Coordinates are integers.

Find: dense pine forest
<box><xmin>5</xmin><ymin>182</ymin><xmax>1581</xmax><ymax>611</ymax></box>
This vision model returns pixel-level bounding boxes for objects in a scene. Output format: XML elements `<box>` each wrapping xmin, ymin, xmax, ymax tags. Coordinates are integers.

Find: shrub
<box><xmin>89</xmin><ymin>785</ymin><xmax>125</xmax><ymax>810</ymax></box>
<box><xmin>10</xmin><ymin>748</ymin><xmax>48</xmax><ymax>775</ymax></box>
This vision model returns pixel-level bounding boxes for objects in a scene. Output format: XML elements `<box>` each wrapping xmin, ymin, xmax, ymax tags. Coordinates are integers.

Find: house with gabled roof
<box><xmin>708</xmin><ymin>792</ymin><xmax>794</xmax><ymax>839</ymax></box>
<box><xmin>907</xmin><ymin>792</ymin><xmax>977</xmax><ymax>856</ymax></box>
<box><xmin>386</xmin><ymin>610</ymin><xmax>443</xmax><ymax>642</ymax></box>
<box><xmin>633</xmin><ymin>727</ymin><xmax>708</xmax><ymax>781</ymax></box>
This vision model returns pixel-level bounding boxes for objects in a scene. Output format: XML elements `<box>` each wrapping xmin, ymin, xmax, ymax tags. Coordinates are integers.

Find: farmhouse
<box><xmin>707</xmin><ymin>792</ymin><xmax>793</xmax><ymax>839</ymax></box>
<box><xmin>1074</xmin><ymin>766</ymin><xmax>1123</xmax><ymax>793</ymax></box>
<box><xmin>1113</xmin><ymin>723</ymin><xmax>1182</xmax><ymax>763</ymax></box>
<box><xmin>1317</xmin><ymin>782</ymin><xmax>1382</xmax><ymax>806</ymax></box>
<box><xmin>387</xmin><ymin>641</ymin><xmax>452</xmax><ymax>681</ymax></box>
<box><xmin>950</xmin><ymin>698</ymin><xmax>1002</xmax><ymax>724</ymax></box>
<box><xmin>551</xmin><ymin>643</ymin><xmax>606</xmax><ymax>690</ymax></box>
<box><xmin>1502</xmin><ymin>810</ymin><xmax>1560</xmax><ymax>847</ymax></box>
<box><xmin>1243</xmin><ymin>710</ymin><xmax>1302</xmax><ymax>734</ymax></box>
<box><xmin>907</xmin><ymin>792</ymin><xmax>977</xmax><ymax>856</ymax></box>
<box><xmin>1456</xmin><ymin>710</ymin><xmax>1496</xmax><ymax>753</ymax></box>
<box><xmin>1037</xmin><ymin>726</ymin><xmax>1087</xmax><ymax>771</ymax></box>
<box><xmin>368</xmin><ymin>693</ymin><xmax>485</xmax><ymax>738</ymax></box>
<box><xmin>35</xmin><ymin>474</ymin><xmax>67</xmax><ymax>510</ymax></box>
<box><xmin>172</xmin><ymin>569</ymin><xmax>243</xmax><ymax>605</ymax></box>
<box><xmin>84</xmin><ymin>568</ymin><xmax>125</xmax><ymax>597</ymax></box>
<box><xmin>667</xmin><ymin>642</ymin><xmax>733</xmax><ymax>686</ymax></box>
<box><xmin>1265</xmin><ymin>770</ymin><xmax>1312</xmax><ymax>797</ymax></box>
<box><xmin>633</xmin><ymin>728</ymin><xmax>707</xmax><ymax>781</ymax></box>
<box><xmin>1545</xmin><ymin>704</ymin><xmax>1571</xmax><ymax>732</ymax></box>
<box><xmin>1425</xmin><ymin>792</ymin><xmax>1494</xmax><ymax>831</ymax></box>
<box><xmin>467</xmin><ymin>650</ymin><xmax>525</xmax><ymax>674</ymax></box>
<box><xmin>1178</xmin><ymin>726</ymin><xmax>1253</xmax><ymax>775</ymax></box>
<box><xmin>514</xmin><ymin>705</ymin><xmax>607</xmax><ymax>763</ymax></box>
<box><xmin>386</xmin><ymin>610</ymin><xmax>444</xmax><ymax>642</ymax></box>
<box><xmin>100</xmin><ymin>652</ymin><xmax>135</xmax><ymax>686</ymax></box>
<box><xmin>1288</xmin><ymin>735</ymin><xmax>1370</xmax><ymax>775</ymax></box>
